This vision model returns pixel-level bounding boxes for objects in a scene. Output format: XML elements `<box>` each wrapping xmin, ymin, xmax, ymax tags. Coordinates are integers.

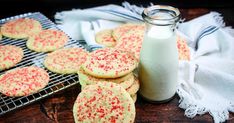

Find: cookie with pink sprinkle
<box><xmin>78</xmin><ymin>67</ymin><xmax>135</xmax><ymax>89</ymax></box>
<box><xmin>82</xmin><ymin>48</ymin><xmax>138</xmax><ymax>78</ymax></box>
<box><xmin>177</xmin><ymin>36</ymin><xmax>190</xmax><ymax>61</ymax></box>
<box><xmin>115</xmin><ymin>30</ymin><xmax>144</xmax><ymax>61</ymax></box>
<box><xmin>112</xmin><ymin>23</ymin><xmax>145</xmax><ymax>41</ymax></box>
<box><xmin>73</xmin><ymin>82</ymin><xmax>135</xmax><ymax>123</ymax></box>
<box><xmin>44</xmin><ymin>47</ymin><xmax>88</xmax><ymax>74</ymax></box>
<box><xmin>95</xmin><ymin>29</ymin><xmax>116</xmax><ymax>47</ymax></box>
<box><xmin>0</xmin><ymin>45</ymin><xmax>24</xmax><ymax>70</ymax></box>
<box><xmin>0</xmin><ymin>66</ymin><xmax>49</xmax><ymax>97</ymax></box>
<box><xmin>26</xmin><ymin>29</ymin><xmax>68</xmax><ymax>52</ymax></box>
<box><xmin>1</xmin><ymin>18</ymin><xmax>42</xmax><ymax>39</ymax></box>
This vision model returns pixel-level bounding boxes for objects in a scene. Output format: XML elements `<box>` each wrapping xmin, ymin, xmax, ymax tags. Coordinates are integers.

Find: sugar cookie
<box><xmin>112</xmin><ymin>23</ymin><xmax>145</xmax><ymax>41</ymax></box>
<box><xmin>82</xmin><ymin>48</ymin><xmax>138</xmax><ymax>78</ymax></box>
<box><xmin>27</xmin><ymin>29</ymin><xmax>68</xmax><ymax>52</ymax></box>
<box><xmin>115</xmin><ymin>30</ymin><xmax>144</xmax><ymax>61</ymax></box>
<box><xmin>0</xmin><ymin>45</ymin><xmax>24</xmax><ymax>70</ymax></box>
<box><xmin>44</xmin><ymin>48</ymin><xmax>88</xmax><ymax>74</ymax></box>
<box><xmin>0</xmin><ymin>66</ymin><xmax>49</xmax><ymax>97</ymax></box>
<box><xmin>78</xmin><ymin>67</ymin><xmax>134</xmax><ymax>89</ymax></box>
<box><xmin>73</xmin><ymin>82</ymin><xmax>135</xmax><ymax>123</ymax></box>
<box><xmin>95</xmin><ymin>29</ymin><xmax>116</xmax><ymax>47</ymax></box>
<box><xmin>1</xmin><ymin>18</ymin><xmax>42</xmax><ymax>39</ymax></box>
<box><xmin>126</xmin><ymin>76</ymin><xmax>140</xmax><ymax>95</ymax></box>
<box><xmin>177</xmin><ymin>36</ymin><xmax>190</xmax><ymax>61</ymax></box>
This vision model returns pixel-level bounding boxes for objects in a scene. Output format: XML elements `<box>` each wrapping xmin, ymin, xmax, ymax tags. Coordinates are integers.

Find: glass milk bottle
<box><xmin>139</xmin><ymin>5</ymin><xmax>180</xmax><ymax>103</ymax></box>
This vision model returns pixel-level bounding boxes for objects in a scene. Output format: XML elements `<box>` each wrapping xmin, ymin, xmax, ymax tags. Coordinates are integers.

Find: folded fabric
<box><xmin>55</xmin><ymin>2</ymin><xmax>234</xmax><ymax>123</ymax></box>
<box><xmin>55</xmin><ymin>2</ymin><xmax>144</xmax><ymax>50</ymax></box>
<box><xmin>177</xmin><ymin>12</ymin><xmax>234</xmax><ymax>123</ymax></box>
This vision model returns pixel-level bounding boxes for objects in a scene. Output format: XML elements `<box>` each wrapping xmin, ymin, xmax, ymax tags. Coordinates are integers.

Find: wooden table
<box><xmin>0</xmin><ymin>8</ymin><xmax>234</xmax><ymax>123</ymax></box>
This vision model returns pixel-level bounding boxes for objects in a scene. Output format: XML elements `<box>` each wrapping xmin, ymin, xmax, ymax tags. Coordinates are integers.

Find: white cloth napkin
<box><xmin>177</xmin><ymin>12</ymin><xmax>234</xmax><ymax>123</ymax></box>
<box><xmin>55</xmin><ymin>2</ymin><xmax>234</xmax><ymax>123</ymax></box>
<box><xmin>55</xmin><ymin>2</ymin><xmax>144</xmax><ymax>50</ymax></box>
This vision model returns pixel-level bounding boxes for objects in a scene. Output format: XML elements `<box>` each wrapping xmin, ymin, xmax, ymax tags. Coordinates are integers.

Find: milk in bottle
<box><xmin>139</xmin><ymin>5</ymin><xmax>180</xmax><ymax>103</ymax></box>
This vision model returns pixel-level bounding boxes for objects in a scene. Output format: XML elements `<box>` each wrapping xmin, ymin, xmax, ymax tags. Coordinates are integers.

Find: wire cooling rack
<box><xmin>0</xmin><ymin>12</ymin><xmax>85</xmax><ymax>116</ymax></box>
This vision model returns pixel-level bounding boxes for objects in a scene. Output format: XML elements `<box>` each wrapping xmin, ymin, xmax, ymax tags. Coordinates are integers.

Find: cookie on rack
<box><xmin>26</xmin><ymin>29</ymin><xmax>68</xmax><ymax>52</ymax></box>
<box><xmin>95</xmin><ymin>29</ymin><xmax>116</xmax><ymax>47</ymax></box>
<box><xmin>73</xmin><ymin>82</ymin><xmax>135</xmax><ymax>123</ymax></box>
<box><xmin>82</xmin><ymin>48</ymin><xmax>138</xmax><ymax>78</ymax></box>
<box><xmin>44</xmin><ymin>47</ymin><xmax>88</xmax><ymax>74</ymax></box>
<box><xmin>78</xmin><ymin>67</ymin><xmax>135</xmax><ymax>89</ymax></box>
<box><xmin>0</xmin><ymin>45</ymin><xmax>24</xmax><ymax>70</ymax></box>
<box><xmin>0</xmin><ymin>18</ymin><xmax>42</xmax><ymax>39</ymax></box>
<box><xmin>0</xmin><ymin>66</ymin><xmax>49</xmax><ymax>97</ymax></box>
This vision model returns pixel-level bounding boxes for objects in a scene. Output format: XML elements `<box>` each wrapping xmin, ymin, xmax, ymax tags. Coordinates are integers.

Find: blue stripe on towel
<box><xmin>198</xmin><ymin>27</ymin><xmax>219</xmax><ymax>41</ymax></box>
<box><xmin>195</xmin><ymin>25</ymin><xmax>219</xmax><ymax>50</ymax></box>
<box><xmin>93</xmin><ymin>9</ymin><xmax>143</xmax><ymax>21</ymax></box>
<box><xmin>197</xmin><ymin>26</ymin><xmax>219</xmax><ymax>40</ymax></box>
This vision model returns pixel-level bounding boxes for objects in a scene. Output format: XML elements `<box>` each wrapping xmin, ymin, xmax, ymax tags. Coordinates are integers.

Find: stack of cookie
<box><xmin>78</xmin><ymin>47</ymin><xmax>140</xmax><ymax>103</ymax></box>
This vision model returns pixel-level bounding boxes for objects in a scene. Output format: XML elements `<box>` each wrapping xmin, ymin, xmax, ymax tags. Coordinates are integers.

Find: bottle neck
<box><xmin>142</xmin><ymin>5</ymin><xmax>180</xmax><ymax>26</ymax></box>
<box><xmin>142</xmin><ymin>5</ymin><xmax>180</xmax><ymax>39</ymax></box>
<box><xmin>145</xmin><ymin>23</ymin><xmax>175</xmax><ymax>39</ymax></box>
